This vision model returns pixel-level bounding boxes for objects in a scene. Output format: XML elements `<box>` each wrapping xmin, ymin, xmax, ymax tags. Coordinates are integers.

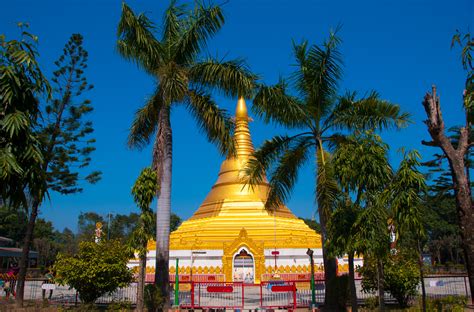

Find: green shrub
<box><xmin>144</xmin><ymin>284</ymin><xmax>164</xmax><ymax>312</ymax></box>
<box><xmin>107</xmin><ymin>300</ymin><xmax>133</xmax><ymax>311</ymax></box>
<box><xmin>359</xmin><ymin>252</ymin><xmax>420</xmax><ymax>308</ymax></box>
<box><xmin>54</xmin><ymin>240</ymin><xmax>133</xmax><ymax>304</ymax></box>
<box><xmin>426</xmin><ymin>295</ymin><xmax>467</xmax><ymax>312</ymax></box>
<box><xmin>60</xmin><ymin>303</ymin><xmax>99</xmax><ymax>311</ymax></box>
<box><xmin>364</xmin><ymin>296</ymin><xmax>379</xmax><ymax>310</ymax></box>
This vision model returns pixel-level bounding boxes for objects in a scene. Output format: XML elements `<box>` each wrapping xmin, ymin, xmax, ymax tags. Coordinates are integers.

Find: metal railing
<box><xmin>0</xmin><ymin>274</ymin><xmax>470</xmax><ymax>308</ymax></box>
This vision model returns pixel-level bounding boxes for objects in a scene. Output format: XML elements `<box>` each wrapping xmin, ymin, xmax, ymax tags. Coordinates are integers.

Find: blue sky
<box><xmin>2</xmin><ymin>0</ymin><xmax>472</xmax><ymax>231</ymax></box>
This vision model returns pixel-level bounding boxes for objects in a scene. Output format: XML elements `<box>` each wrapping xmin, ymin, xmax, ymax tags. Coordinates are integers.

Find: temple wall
<box><xmin>128</xmin><ymin>247</ymin><xmax>363</xmax><ymax>282</ymax></box>
<box><xmin>263</xmin><ymin>248</ymin><xmax>323</xmax><ymax>268</ymax></box>
<box><xmin>134</xmin><ymin>248</ymin><xmax>325</xmax><ymax>269</ymax></box>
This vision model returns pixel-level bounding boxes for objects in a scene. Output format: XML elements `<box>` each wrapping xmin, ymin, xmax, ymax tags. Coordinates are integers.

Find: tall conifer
<box><xmin>15</xmin><ymin>33</ymin><xmax>101</xmax><ymax>306</ymax></box>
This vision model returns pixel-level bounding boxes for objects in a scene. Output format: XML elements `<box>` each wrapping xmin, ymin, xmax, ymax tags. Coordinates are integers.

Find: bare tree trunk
<box><xmin>16</xmin><ymin>198</ymin><xmax>40</xmax><ymax>307</ymax></box>
<box><xmin>376</xmin><ymin>259</ymin><xmax>385</xmax><ymax>312</ymax></box>
<box><xmin>137</xmin><ymin>253</ymin><xmax>146</xmax><ymax>312</ymax></box>
<box><xmin>418</xmin><ymin>241</ymin><xmax>427</xmax><ymax>312</ymax></box>
<box><xmin>153</xmin><ymin>106</ymin><xmax>172</xmax><ymax>310</ymax></box>
<box><xmin>348</xmin><ymin>252</ymin><xmax>358</xmax><ymax>312</ymax></box>
<box><xmin>449</xmin><ymin>247</ymin><xmax>455</xmax><ymax>263</ymax></box>
<box><xmin>422</xmin><ymin>86</ymin><xmax>474</xmax><ymax>301</ymax></box>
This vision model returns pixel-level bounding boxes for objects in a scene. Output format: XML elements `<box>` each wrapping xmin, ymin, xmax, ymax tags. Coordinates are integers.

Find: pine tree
<box><xmin>15</xmin><ymin>33</ymin><xmax>101</xmax><ymax>306</ymax></box>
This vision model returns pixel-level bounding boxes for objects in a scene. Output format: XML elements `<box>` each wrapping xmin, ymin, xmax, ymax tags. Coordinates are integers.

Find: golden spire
<box><xmin>187</xmin><ymin>97</ymin><xmax>295</xmax><ymax>220</ymax></box>
<box><xmin>234</xmin><ymin>97</ymin><xmax>254</xmax><ymax>158</ymax></box>
<box><xmin>235</xmin><ymin>97</ymin><xmax>249</xmax><ymax>120</ymax></box>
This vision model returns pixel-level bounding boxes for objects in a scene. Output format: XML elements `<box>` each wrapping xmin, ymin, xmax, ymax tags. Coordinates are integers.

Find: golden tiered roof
<box><xmin>165</xmin><ymin>98</ymin><xmax>321</xmax><ymax>250</ymax></box>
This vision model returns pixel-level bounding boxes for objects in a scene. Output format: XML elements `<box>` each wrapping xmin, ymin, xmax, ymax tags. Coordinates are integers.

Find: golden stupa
<box><xmin>162</xmin><ymin>98</ymin><xmax>322</xmax><ymax>283</ymax></box>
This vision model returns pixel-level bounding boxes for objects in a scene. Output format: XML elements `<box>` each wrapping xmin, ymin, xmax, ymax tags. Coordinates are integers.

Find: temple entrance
<box><xmin>233</xmin><ymin>248</ymin><xmax>254</xmax><ymax>283</ymax></box>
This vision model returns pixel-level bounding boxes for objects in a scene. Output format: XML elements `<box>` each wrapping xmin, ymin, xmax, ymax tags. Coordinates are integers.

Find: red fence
<box><xmin>172</xmin><ymin>276</ymin><xmax>472</xmax><ymax>310</ymax></box>
<box><xmin>176</xmin><ymin>281</ymin><xmax>310</xmax><ymax>310</ymax></box>
<box><xmin>185</xmin><ymin>282</ymin><xmax>244</xmax><ymax>309</ymax></box>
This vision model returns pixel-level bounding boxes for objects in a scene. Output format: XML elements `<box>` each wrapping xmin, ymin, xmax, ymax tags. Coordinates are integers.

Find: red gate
<box><xmin>184</xmin><ymin>282</ymin><xmax>244</xmax><ymax>309</ymax></box>
<box><xmin>260</xmin><ymin>281</ymin><xmax>297</xmax><ymax>310</ymax></box>
<box><xmin>179</xmin><ymin>281</ymin><xmax>301</xmax><ymax>310</ymax></box>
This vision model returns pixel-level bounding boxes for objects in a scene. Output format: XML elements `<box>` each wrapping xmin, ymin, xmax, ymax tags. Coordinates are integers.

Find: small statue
<box><xmin>95</xmin><ymin>222</ymin><xmax>103</xmax><ymax>243</ymax></box>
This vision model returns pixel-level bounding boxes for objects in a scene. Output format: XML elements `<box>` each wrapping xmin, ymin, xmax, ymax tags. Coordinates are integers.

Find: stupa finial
<box><xmin>235</xmin><ymin>97</ymin><xmax>249</xmax><ymax>120</ymax></box>
<box><xmin>233</xmin><ymin>97</ymin><xmax>254</xmax><ymax>157</ymax></box>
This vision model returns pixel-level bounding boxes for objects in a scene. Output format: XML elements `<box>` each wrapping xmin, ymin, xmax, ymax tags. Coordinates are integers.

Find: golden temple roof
<box><xmin>165</xmin><ymin>98</ymin><xmax>321</xmax><ymax>250</ymax></box>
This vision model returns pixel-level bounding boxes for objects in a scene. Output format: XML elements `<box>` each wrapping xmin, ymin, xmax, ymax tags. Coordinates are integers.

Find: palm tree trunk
<box><xmin>348</xmin><ymin>252</ymin><xmax>358</xmax><ymax>312</ymax></box>
<box><xmin>322</xmin><ymin>249</ymin><xmax>338</xmax><ymax>311</ymax></box>
<box><xmin>154</xmin><ymin>106</ymin><xmax>172</xmax><ymax>309</ymax></box>
<box><xmin>137</xmin><ymin>253</ymin><xmax>146</xmax><ymax>312</ymax></box>
<box><xmin>16</xmin><ymin>197</ymin><xmax>40</xmax><ymax>307</ymax></box>
<box><xmin>315</xmin><ymin>144</ymin><xmax>339</xmax><ymax>311</ymax></box>
<box><xmin>376</xmin><ymin>259</ymin><xmax>385</xmax><ymax>311</ymax></box>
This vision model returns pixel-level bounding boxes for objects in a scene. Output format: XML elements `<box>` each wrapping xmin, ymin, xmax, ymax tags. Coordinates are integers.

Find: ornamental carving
<box><xmin>222</xmin><ymin>228</ymin><xmax>265</xmax><ymax>283</ymax></box>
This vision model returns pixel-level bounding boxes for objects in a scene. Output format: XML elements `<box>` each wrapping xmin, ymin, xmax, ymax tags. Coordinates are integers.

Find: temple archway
<box><xmin>222</xmin><ymin>228</ymin><xmax>265</xmax><ymax>283</ymax></box>
<box><xmin>233</xmin><ymin>248</ymin><xmax>254</xmax><ymax>283</ymax></box>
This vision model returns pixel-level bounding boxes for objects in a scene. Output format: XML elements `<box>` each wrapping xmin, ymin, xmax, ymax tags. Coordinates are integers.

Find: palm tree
<box><xmin>116</xmin><ymin>2</ymin><xmax>256</xmax><ymax>306</ymax></box>
<box><xmin>129</xmin><ymin>167</ymin><xmax>157</xmax><ymax>312</ymax></box>
<box><xmin>246</xmin><ymin>31</ymin><xmax>409</xmax><ymax>310</ymax></box>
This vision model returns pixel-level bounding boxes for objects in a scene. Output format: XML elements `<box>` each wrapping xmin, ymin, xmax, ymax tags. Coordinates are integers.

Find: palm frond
<box><xmin>117</xmin><ymin>3</ymin><xmax>163</xmax><ymax>72</ymax></box>
<box><xmin>128</xmin><ymin>91</ymin><xmax>163</xmax><ymax>149</ymax></box>
<box><xmin>291</xmin><ymin>33</ymin><xmax>343</xmax><ymax>119</ymax></box>
<box><xmin>189</xmin><ymin>58</ymin><xmax>257</xmax><ymax>98</ymax></box>
<box><xmin>186</xmin><ymin>89</ymin><xmax>234</xmax><ymax>156</ymax></box>
<box><xmin>158</xmin><ymin>62</ymin><xmax>188</xmax><ymax>102</ymax></box>
<box><xmin>292</xmin><ymin>39</ymin><xmax>309</xmax><ymax>70</ymax></box>
<box><xmin>162</xmin><ymin>0</ymin><xmax>186</xmax><ymax>48</ymax></box>
<box><xmin>175</xmin><ymin>4</ymin><xmax>225</xmax><ymax>64</ymax></box>
<box><xmin>316</xmin><ymin>147</ymin><xmax>339</xmax><ymax>226</ymax></box>
<box><xmin>243</xmin><ymin>135</ymin><xmax>300</xmax><ymax>189</ymax></box>
<box><xmin>390</xmin><ymin>150</ymin><xmax>426</xmax><ymax>238</ymax></box>
<box><xmin>307</xmin><ymin>33</ymin><xmax>343</xmax><ymax>97</ymax></box>
<box><xmin>252</xmin><ymin>80</ymin><xmax>308</xmax><ymax>128</ymax></box>
<box><xmin>265</xmin><ymin>135</ymin><xmax>314</xmax><ymax>210</ymax></box>
<box><xmin>329</xmin><ymin>91</ymin><xmax>411</xmax><ymax>131</ymax></box>
<box><xmin>323</xmin><ymin>133</ymin><xmax>351</xmax><ymax>151</ymax></box>
<box><xmin>290</xmin><ymin>39</ymin><xmax>309</xmax><ymax>96</ymax></box>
